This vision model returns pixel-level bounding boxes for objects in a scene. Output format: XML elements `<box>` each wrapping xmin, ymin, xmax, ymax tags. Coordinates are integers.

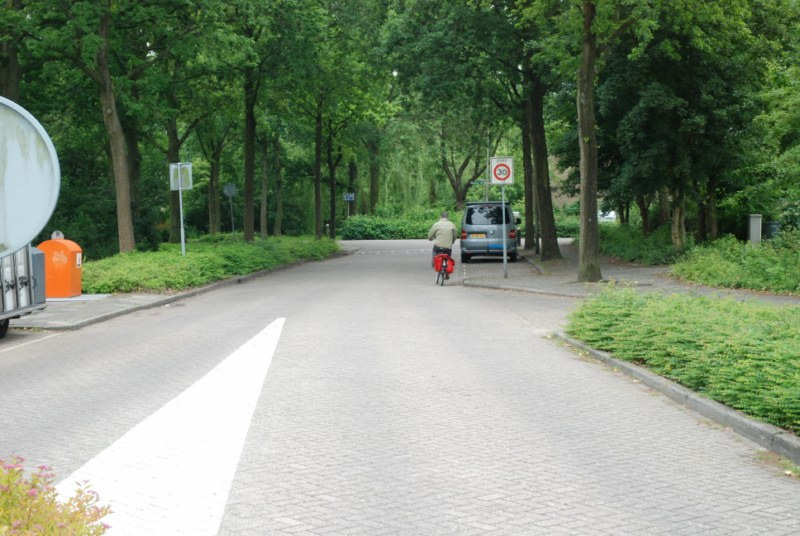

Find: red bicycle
<box><xmin>433</xmin><ymin>253</ymin><xmax>455</xmax><ymax>286</ymax></box>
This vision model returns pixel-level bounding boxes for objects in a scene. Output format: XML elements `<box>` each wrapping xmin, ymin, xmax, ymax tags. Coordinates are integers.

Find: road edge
<box><xmin>553</xmin><ymin>333</ymin><xmax>800</xmax><ymax>467</ymax></box>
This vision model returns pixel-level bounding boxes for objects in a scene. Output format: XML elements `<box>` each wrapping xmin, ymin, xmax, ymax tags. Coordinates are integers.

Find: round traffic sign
<box><xmin>493</xmin><ymin>163</ymin><xmax>511</xmax><ymax>181</ymax></box>
<box><xmin>0</xmin><ymin>97</ymin><xmax>61</xmax><ymax>258</ymax></box>
<box><xmin>223</xmin><ymin>183</ymin><xmax>237</xmax><ymax>197</ymax></box>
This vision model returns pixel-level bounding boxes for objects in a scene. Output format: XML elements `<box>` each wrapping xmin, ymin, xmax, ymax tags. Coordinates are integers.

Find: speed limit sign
<box><xmin>490</xmin><ymin>157</ymin><xmax>514</xmax><ymax>185</ymax></box>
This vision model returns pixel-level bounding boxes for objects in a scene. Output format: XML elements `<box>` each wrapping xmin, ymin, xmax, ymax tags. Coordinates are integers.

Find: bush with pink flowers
<box><xmin>0</xmin><ymin>457</ymin><xmax>110</xmax><ymax>535</ymax></box>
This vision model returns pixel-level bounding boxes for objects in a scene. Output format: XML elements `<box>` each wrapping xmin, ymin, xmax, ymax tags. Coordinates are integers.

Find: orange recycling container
<box><xmin>37</xmin><ymin>239</ymin><xmax>83</xmax><ymax>298</ymax></box>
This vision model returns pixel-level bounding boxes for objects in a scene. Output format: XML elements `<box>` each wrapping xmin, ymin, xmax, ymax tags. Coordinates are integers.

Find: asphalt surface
<box><xmin>4</xmin><ymin>238</ymin><xmax>800</xmax><ymax>535</ymax></box>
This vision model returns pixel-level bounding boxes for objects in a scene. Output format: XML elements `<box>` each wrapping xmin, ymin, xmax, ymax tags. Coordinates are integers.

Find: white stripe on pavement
<box><xmin>57</xmin><ymin>317</ymin><xmax>286</xmax><ymax>535</ymax></box>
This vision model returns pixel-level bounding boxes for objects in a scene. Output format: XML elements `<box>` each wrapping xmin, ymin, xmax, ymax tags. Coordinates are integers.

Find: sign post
<box><xmin>169</xmin><ymin>162</ymin><xmax>193</xmax><ymax>256</ymax></box>
<box><xmin>223</xmin><ymin>183</ymin><xmax>237</xmax><ymax>233</ymax></box>
<box><xmin>490</xmin><ymin>157</ymin><xmax>514</xmax><ymax>279</ymax></box>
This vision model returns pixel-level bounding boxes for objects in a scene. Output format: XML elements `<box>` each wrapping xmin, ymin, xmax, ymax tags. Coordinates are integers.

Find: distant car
<box><xmin>460</xmin><ymin>201</ymin><xmax>519</xmax><ymax>263</ymax></box>
<box><xmin>598</xmin><ymin>210</ymin><xmax>617</xmax><ymax>222</ymax></box>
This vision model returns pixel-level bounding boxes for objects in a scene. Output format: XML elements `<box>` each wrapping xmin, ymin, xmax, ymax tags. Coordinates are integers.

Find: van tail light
<box><xmin>509</xmin><ymin>229</ymin><xmax>516</xmax><ymax>239</ymax></box>
<box><xmin>461</xmin><ymin>230</ymin><xmax>467</xmax><ymax>240</ymax></box>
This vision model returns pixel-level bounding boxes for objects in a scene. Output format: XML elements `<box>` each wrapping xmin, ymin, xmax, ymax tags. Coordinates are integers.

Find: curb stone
<box><xmin>553</xmin><ymin>333</ymin><xmax>800</xmax><ymax>467</ymax></box>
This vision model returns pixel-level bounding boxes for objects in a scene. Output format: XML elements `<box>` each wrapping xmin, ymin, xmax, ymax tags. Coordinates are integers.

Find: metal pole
<box><xmin>502</xmin><ymin>185</ymin><xmax>508</xmax><ymax>279</ymax></box>
<box><xmin>178</xmin><ymin>164</ymin><xmax>186</xmax><ymax>256</ymax></box>
<box><xmin>230</xmin><ymin>198</ymin><xmax>235</xmax><ymax>233</ymax></box>
<box><xmin>486</xmin><ymin>135</ymin><xmax>490</xmax><ymax>201</ymax></box>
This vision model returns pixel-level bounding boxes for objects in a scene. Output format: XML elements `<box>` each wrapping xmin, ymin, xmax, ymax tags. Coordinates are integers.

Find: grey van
<box><xmin>460</xmin><ymin>201</ymin><xmax>518</xmax><ymax>263</ymax></box>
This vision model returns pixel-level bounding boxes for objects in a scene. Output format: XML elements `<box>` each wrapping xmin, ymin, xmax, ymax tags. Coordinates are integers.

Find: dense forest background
<box><xmin>1</xmin><ymin>0</ymin><xmax>798</xmax><ymax>280</ymax></box>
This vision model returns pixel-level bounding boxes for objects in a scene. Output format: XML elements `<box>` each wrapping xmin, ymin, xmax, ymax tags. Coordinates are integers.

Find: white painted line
<box><xmin>56</xmin><ymin>318</ymin><xmax>286</xmax><ymax>535</ymax></box>
<box><xmin>0</xmin><ymin>332</ymin><xmax>61</xmax><ymax>354</ymax></box>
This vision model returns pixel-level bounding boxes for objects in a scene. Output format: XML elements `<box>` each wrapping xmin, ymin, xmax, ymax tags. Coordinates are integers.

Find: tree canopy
<box><xmin>1</xmin><ymin>0</ymin><xmax>796</xmax><ymax>279</ymax></box>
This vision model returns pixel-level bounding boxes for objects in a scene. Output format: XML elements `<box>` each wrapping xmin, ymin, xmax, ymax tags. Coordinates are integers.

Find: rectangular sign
<box><xmin>490</xmin><ymin>157</ymin><xmax>514</xmax><ymax>186</ymax></box>
<box><xmin>169</xmin><ymin>162</ymin><xmax>193</xmax><ymax>191</ymax></box>
<box><xmin>343</xmin><ymin>192</ymin><xmax>355</xmax><ymax>201</ymax></box>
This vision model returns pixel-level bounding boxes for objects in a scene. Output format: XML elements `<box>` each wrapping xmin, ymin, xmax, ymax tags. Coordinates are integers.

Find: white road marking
<box><xmin>56</xmin><ymin>318</ymin><xmax>286</xmax><ymax>535</ymax></box>
<box><xmin>0</xmin><ymin>332</ymin><xmax>61</xmax><ymax>354</ymax></box>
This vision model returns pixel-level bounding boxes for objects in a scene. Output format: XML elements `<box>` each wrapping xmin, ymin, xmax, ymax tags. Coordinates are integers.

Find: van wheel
<box><xmin>0</xmin><ymin>319</ymin><xmax>9</xmax><ymax>339</ymax></box>
<box><xmin>509</xmin><ymin>252</ymin><xmax>517</xmax><ymax>262</ymax></box>
<box><xmin>461</xmin><ymin>253</ymin><xmax>470</xmax><ymax>264</ymax></box>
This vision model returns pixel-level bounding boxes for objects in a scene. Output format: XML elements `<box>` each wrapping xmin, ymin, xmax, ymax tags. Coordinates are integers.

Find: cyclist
<box><xmin>427</xmin><ymin>211</ymin><xmax>458</xmax><ymax>277</ymax></box>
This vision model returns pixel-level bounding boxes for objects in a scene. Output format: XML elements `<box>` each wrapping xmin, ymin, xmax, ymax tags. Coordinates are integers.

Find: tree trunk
<box><xmin>97</xmin><ymin>12</ymin><xmax>135</xmax><ymax>253</ymax></box>
<box><xmin>208</xmin><ymin>158</ymin><xmax>221</xmax><ymax>234</ymax></box>
<box><xmin>576</xmin><ymin>0</ymin><xmax>602</xmax><ymax>282</ymax></box>
<box><xmin>636</xmin><ymin>194</ymin><xmax>650</xmax><ymax>236</ymax></box>
<box><xmin>696</xmin><ymin>199</ymin><xmax>708</xmax><ymax>242</ymax></box>
<box><xmin>167</xmin><ymin>118</ymin><xmax>181</xmax><ymax>243</ymax></box>
<box><xmin>243</xmin><ymin>67</ymin><xmax>257</xmax><ymax>241</ymax></box>
<box><xmin>671</xmin><ymin>193</ymin><xmax>686</xmax><ymax>249</ymax></box>
<box><xmin>707</xmin><ymin>176</ymin><xmax>718</xmax><ymax>239</ymax></box>
<box><xmin>272</xmin><ymin>132</ymin><xmax>283</xmax><ymax>236</ymax></box>
<box><xmin>326</xmin><ymin>141</ymin><xmax>340</xmax><ymax>239</ymax></box>
<box><xmin>347</xmin><ymin>160</ymin><xmax>357</xmax><ymax>218</ymax></box>
<box><xmin>260</xmin><ymin>139</ymin><xmax>269</xmax><ymax>238</ymax></box>
<box><xmin>520</xmin><ymin>101</ymin><xmax>536</xmax><ymax>252</ymax></box>
<box><xmin>314</xmin><ymin>108</ymin><xmax>323</xmax><ymax>239</ymax></box>
<box><xmin>367</xmin><ymin>137</ymin><xmax>380</xmax><ymax>214</ymax></box>
<box><xmin>429</xmin><ymin>178</ymin><xmax>438</xmax><ymax>205</ymax></box>
<box><xmin>530</xmin><ymin>74</ymin><xmax>561</xmax><ymax>260</ymax></box>
<box><xmin>0</xmin><ymin>0</ymin><xmax>21</xmax><ymax>101</ymax></box>
<box><xmin>658</xmin><ymin>186</ymin><xmax>671</xmax><ymax>226</ymax></box>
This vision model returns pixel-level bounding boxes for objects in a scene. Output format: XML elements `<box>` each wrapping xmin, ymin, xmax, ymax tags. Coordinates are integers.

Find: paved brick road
<box><xmin>218</xmin><ymin>242</ymin><xmax>800</xmax><ymax>535</ymax></box>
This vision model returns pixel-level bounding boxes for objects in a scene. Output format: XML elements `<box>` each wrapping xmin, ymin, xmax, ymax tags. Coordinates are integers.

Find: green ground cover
<box><xmin>567</xmin><ymin>288</ymin><xmax>800</xmax><ymax>433</ymax></box>
<box><xmin>672</xmin><ymin>231</ymin><xmax>800</xmax><ymax>294</ymax></box>
<box><xmin>599</xmin><ymin>225</ymin><xmax>687</xmax><ymax>265</ymax></box>
<box><xmin>81</xmin><ymin>235</ymin><xmax>339</xmax><ymax>294</ymax></box>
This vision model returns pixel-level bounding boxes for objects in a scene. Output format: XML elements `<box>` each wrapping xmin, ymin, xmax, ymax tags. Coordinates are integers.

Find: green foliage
<box><xmin>567</xmin><ymin>288</ymin><xmax>800</xmax><ymax>432</ymax></box>
<box><xmin>340</xmin><ymin>207</ymin><xmax>463</xmax><ymax>240</ymax></box>
<box><xmin>553</xmin><ymin>204</ymin><xmax>581</xmax><ymax>239</ymax></box>
<box><xmin>599</xmin><ymin>224</ymin><xmax>689</xmax><ymax>265</ymax></box>
<box><xmin>672</xmin><ymin>231</ymin><xmax>800</xmax><ymax>294</ymax></box>
<box><xmin>81</xmin><ymin>235</ymin><xmax>339</xmax><ymax>294</ymax></box>
<box><xmin>0</xmin><ymin>457</ymin><xmax>110</xmax><ymax>535</ymax></box>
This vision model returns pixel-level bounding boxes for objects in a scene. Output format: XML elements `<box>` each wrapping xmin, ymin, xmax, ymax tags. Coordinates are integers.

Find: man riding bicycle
<box><xmin>428</xmin><ymin>211</ymin><xmax>458</xmax><ymax>276</ymax></box>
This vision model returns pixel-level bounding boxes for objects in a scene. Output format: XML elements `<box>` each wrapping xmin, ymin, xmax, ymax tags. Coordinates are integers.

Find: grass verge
<box><xmin>82</xmin><ymin>235</ymin><xmax>339</xmax><ymax>294</ymax></box>
<box><xmin>566</xmin><ymin>288</ymin><xmax>800</xmax><ymax>433</ymax></box>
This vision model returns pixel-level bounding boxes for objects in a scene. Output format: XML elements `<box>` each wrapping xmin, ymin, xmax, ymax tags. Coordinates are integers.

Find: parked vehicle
<box><xmin>460</xmin><ymin>202</ymin><xmax>519</xmax><ymax>263</ymax></box>
<box><xmin>0</xmin><ymin>245</ymin><xmax>46</xmax><ymax>338</ymax></box>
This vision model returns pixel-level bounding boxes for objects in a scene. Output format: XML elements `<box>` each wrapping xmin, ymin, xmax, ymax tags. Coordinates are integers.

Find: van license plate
<box><xmin>470</xmin><ymin>233</ymin><xmax>486</xmax><ymax>238</ymax></box>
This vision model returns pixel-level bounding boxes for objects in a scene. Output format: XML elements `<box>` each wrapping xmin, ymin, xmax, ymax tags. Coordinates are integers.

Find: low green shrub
<box><xmin>672</xmin><ymin>231</ymin><xmax>800</xmax><ymax>294</ymax></box>
<box><xmin>82</xmin><ymin>235</ymin><xmax>339</xmax><ymax>294</ymax></box>
<box><xmin>567</xmin><ymin>288</ymin><xmax>800</xmax><ymax>432</ymax></box>
<box><xmin>340</xmin><ymin>208</ymin><xmax>463</xmax><ymax>240</ymax></box>
<box><xmin>1</xmin><ymin>457</ymin><xmax>110</xmax><ymax>535</ymax></box>
<box><xmin>599</xmin><ymin>224</ymin><xmax>688</xmax><ymax>265</ymax></box>
<box><xmin>555</xmin><ymin>215</ymin><xmax>580</xmax><ymax>239</ymax></box>
<box><xmin>339</xmin><ymin>215</ymin><xmax>432</xmax><ymax>240</ymax></box>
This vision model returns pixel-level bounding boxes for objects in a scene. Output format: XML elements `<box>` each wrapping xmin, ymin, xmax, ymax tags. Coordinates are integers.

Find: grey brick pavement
<box><xmin>217</xmin><ymin>244</ymin><xmax>800</xmax><ymax>535</ymax></box>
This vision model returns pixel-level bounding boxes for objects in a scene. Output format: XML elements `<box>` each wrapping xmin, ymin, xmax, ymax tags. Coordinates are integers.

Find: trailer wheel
<box><xmin>0</xmin><ymin>319</ymin><xmax>8</xmax><ymax>339</ymax></box>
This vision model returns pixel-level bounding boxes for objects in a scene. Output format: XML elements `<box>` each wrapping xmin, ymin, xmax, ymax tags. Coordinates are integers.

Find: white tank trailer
<box><xmin>0</xmin><ymin>96</ymin><xmax>61</xmax><ymax>338</ymax></box>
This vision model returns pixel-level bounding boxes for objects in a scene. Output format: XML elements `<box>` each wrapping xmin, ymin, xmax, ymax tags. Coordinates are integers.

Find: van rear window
<box><xmin>465</xmin><ymin>205</ymin><xmax>509</xmax><ymax>225</ymax></box>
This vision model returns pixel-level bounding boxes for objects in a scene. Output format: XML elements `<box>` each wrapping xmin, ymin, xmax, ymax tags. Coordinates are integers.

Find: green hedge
<box><xmin>340</xmin><ymin>215</ymin><xmax>434</xmax><ymax>240</ymax></box>
<box><xmin>340</xmin><ymin>208</ymin><xmax>463</xmax><ymax>240</ymax></box>
<box><xmin>567</xmin><ymin>288</ymin><xmax>800</xmax><ymax>433</ymax></box>
<box><xmin>599</xmin><ymin>224</ymin><xmax>688</xmax><ymax>265</ymax></box>
<box><xmin>81</xmin><ymin>235</ymin><xmax>339</xmax><ymax>294</ymax></box>
<box><xmin>672</xmin><ymin>231</ymin><xmax>800</xmax><ymax>294</ymax></box>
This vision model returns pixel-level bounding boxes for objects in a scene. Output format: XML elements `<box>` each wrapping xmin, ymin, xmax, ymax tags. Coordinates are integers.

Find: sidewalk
<box><xmin>465</xmin><ymin>238</ymin><xmax>800</xmax><ymax>307</ymax></box>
